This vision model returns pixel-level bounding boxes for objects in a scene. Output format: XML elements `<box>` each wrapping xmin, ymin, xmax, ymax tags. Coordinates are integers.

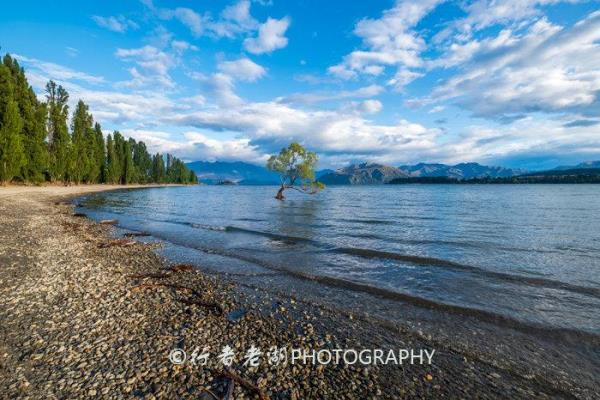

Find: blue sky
<box><xmin>1</xmin><ymin>0</ymin><xmax>599</xmax><ymax>170</ymax></box>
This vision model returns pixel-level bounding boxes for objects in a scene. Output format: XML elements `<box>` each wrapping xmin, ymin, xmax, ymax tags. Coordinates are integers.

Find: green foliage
<box><xmin>46</xmin><ymin>80</ymin><xmax>70</xmax><ymax>182</ymax></box>
<box><xmin>0</xmin><ymin>53</ymin><xmax>196</xmax><ymax>186</ymax></box>
<box><xmin>152</xmin><ymin>153</ymin><xmax>166</xmax><ymax>183</ymax></box>
<box><xmin>0</xmin><ymin>99</ymin><xmax>25</xmax><ymax>183</ymax></box>
<box><xmin>70</xmin><ymin>100</ymin><xmax>92</xmax><ymax>183</ymax></box>
<box><xmin>3</xmin><ymin>55</ymin><xmax>48</xmax><ymax>182</ymax></box>
<box><xmin>266</xmin><ymin>142</ymin><xmax>324</xmax><ymax>197</ymax></box>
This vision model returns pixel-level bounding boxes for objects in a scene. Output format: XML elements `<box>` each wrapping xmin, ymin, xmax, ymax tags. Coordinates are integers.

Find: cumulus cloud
<box><xmin>161</xmin><ymin>99</ymin><xmax>441</xmax><ymax>163</ymax></box>
<box><xmin>351</xmin><ymin>99</ymin><xmax>383</xmax><ymax>114</ymax></box>
<box><xmin>328</xmin><ymin>0</ymin><xmax>441</xmax><ymax>82</ymax></box>
<box><xmin>424</xmin><ymin>12</ymin><xmax>600</xmax><ymax>120</ymax></box>
<box><xmin>217</xmin><ymin>58</ymin><xmax>267</xmax><ymax>82</ymax></box>
<box><xmin>122</xmin><ymin>129</ymin><xmax>265</xmax><ymax>162</ymax></box>
<box><xmin>115</xmin><ymin>43</ymin><xmax>195</xmax><ymax>89</ymax></box>
<box><xmin>210</xmin><ymin>0</ymin><xmax>259</xmax><ymax>37</ymax></box>
<box><xmin>434</xmin><ymin>0</ymin><xmax>580</xmax><ymax>43</ymax></box>
<box><xmin>92</xmin><ymin>15</ymin><xmax>139</xmax><ymax>33</ymax></box>
<box><xmin>162</xmin><ymin>7</ymin><xmax>205</xmax><ymax>36</ymax></box>
<box><xmin>244</xmin><ymin>17</ymin><xmax>290</xmax><ymax>54</ymax></box>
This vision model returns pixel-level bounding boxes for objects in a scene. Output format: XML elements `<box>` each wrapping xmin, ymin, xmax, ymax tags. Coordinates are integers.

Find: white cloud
<box><xmin>210</xmin><ymin>0</ymin><xmax>259</xmax><ymax>37</ymax></box>
<box><xmin>329</xmin><ymin>0</ymin><xmax>442</xmax><ymax>80</ymax></box>
<box><xmin>164</xmin><ymin>7</ymin><xmax>205</xmax><ymax>36</ymax></box>
<box><xmin>122</xmin><ymin>129</ymin><xmax>264</xmax><ymax>162</ymax></box>
<box><xmin>354</xmin><ymin>99</ymin><xmax>383</xmax><ymax>114</ymax></box>
<box><xmin>162</xmin><ymin>99</ymin><xmax>441</xmax><ymax>162</ymax></box>
<box><xmin>435</xmin><ymin>0</ymin><xmax>580</xmax><ymax>43</ymax></box>
<box><xmin>14</xmin><ymin>55</ymin><xmax>104</xmax><ymax>85</ymax></box>
<box><xmin>190</xmin><ymin>72</ymin><xmax>244</xmax><ymax>107</ymax></box>
<box><xmin>92</xmin><ymin>15</ymin><xmax>139</xmax><ymax>33</ymax></box>
<box><xmin>244</xmin><ymin>17</ymin><xmax>290</xmax><ymax>54</ymax></box>
<box><xmin>115</xmin><ymin>45</ymin><xmax>190</xmax><ymax>89</ymax></box>
<box><xmin>171</xmin><ymin>40</ymin><xmax>198</xmax><ymax>52</ymax></box>
<box><xmin>277</xmin><ymin>84</ymin><xmax>384</xmax><ymax>104</ymax></box>
<box><xmin>427</xmin><ymin>12</ymin><xmax>600</xmax><ymax>120</ymax></box>
<box><xmin>217</xmin><ymin>58</ymin><xmax>267</xmax><ymax>82</ymax></box>
<box><xmin>386</xmin><ymin>68</ymin><xmax>424</xmax><ymax>91</ymax></box>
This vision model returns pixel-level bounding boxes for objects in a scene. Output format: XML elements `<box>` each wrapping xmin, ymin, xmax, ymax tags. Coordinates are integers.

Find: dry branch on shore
<box><xmin>131</xmin><ymin>282</ymin><xmax>224</xmax><ymax>315</ymax></box>
<box><xmin>98</xmin><ymin>238</ymin><xmax>137</xmax><ymax>248</ymax></box>
<box><xmin>217</xmin><ymin>369</ymin><xmax>270</xmax><ymax>400</ymax></box>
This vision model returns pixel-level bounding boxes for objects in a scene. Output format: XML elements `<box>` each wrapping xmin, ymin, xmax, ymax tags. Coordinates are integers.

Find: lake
<box><xmin>76</xmin><ymin>184</ymin><xmax>600</xmax><ymax>336</ymax></box>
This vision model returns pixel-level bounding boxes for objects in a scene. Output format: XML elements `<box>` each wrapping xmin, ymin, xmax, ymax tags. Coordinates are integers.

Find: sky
<box><xmin>1</xmin><ymin>0</ymin><xmax>599</xmax><ymax>170</ymax></box>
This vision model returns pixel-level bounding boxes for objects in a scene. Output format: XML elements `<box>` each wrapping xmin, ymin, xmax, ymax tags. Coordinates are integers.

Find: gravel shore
<box><xmin>0</xmin><ymin>185</ymin><xmax>597</xmax><ymax>399</ymax></box>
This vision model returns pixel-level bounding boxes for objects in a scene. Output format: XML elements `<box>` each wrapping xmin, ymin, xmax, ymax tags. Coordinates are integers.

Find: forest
<box><xmin>0</xmin><ymin>53</ymin><xmax>197</xmax><ymax>185</ymax></box>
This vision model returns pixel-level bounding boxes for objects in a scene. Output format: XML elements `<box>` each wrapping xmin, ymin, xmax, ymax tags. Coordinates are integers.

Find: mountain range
<box><xmin>186</xmin><ymin>160</ymin><xmax>599</xmax><ymax>185</ymax></box>
<box><xmin>553</xmin><ymin>161</ymin><xmax>600</xmax><ymax>170</ymax></box>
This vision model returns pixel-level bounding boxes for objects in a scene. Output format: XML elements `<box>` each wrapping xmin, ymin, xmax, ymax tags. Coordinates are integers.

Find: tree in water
<box><xmin>266</xmin><ymin>142</ymin><xmax>325</xmax><ymax>200</ymax></box>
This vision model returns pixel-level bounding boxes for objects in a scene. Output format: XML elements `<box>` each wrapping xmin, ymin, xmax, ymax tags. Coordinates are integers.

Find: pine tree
<box><xmin>3</xmin><ymin>55</ymin><xmax>47</xmax><ymax>182</ymax></box>
<box><xmin>106</xmin><ymin>133</ymin><xmax>119</xmax><ymax>184</ymax></box>
<box><xmin>89</xmin><ymin>122</ymin><xmax>105</xmax><ymax>183</ymax></box>
<box><xmin>70</xmin><ymin>100</ymin><xmax>92</xmax><ymax>183</ymax></box>
<box><xmin>123</xmin><ymin>139</ymin><xmax>134</xmax><ymax>184</ymax></box>
<box><xmin>133</xmin><ymin>141</ymin><xmax>152</xmax><ymax>183</ymax></box>
<box><xmin>46</xmin><ymin>81</ymin><xmax>70</xmax><ymax>182</ymax></box>
<box><xmin>151</xmin><ymin>153</ymin><xmax>165</xmax><ymax>183</ymax></box>
<box><xmin>0</xmin><ymin>99</ymin><xmax>25</xmax><ymax>183</ymax></box>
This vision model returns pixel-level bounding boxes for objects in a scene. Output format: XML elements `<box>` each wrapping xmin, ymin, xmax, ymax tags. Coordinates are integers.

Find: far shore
<box><xmin>0</xmin><ymin>186</ymin><xmax>597</xmax><ymax>399</ymax></box>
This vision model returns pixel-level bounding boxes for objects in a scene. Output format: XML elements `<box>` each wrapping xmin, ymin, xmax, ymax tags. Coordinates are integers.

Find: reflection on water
<box><xmin>77</xmin><ymin>185</ymin><xmax>600</xmax><ymax>335</ymax></box>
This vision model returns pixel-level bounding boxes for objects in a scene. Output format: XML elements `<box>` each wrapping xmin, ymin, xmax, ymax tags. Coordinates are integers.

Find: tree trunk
<box><xmin>275</xmin><ymin>185</ymin><xmax>285</xmax><ymax>200</ymax></box>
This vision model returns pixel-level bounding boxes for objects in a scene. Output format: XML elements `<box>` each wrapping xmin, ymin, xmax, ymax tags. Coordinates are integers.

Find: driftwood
<box><xmin>99</xmin><ymin>219</ymin><xmax>118</xmax><ymax>225</ymax></box>
<box><xmin>129</xmin><ymin>272</ymin><xmax>170</xmax><ymax>280</ymax></box>
<box><xmin>217</xmin><ymin>369</ymin><xmax>269</xmax><ymax>400</ymax></box>
<box><xmin>73</xmin><ymin>213</ymin><xmax>87</xmax><ymax>218</ymax></box>
<box><xmin>124</xmin><ymin>231</ymin><xmax>151</xmax><ymax>238</ymax></box>
<box><xmin>61</xmin><ymin>221</ymin><xmax>82</xmax><ymax>231</ymax></box>
<box><xmin>169</xmin><ymin>264</ymin><xmax>195</xmax><ymax>273</ymax></box>
<box><xmin>98</xmin><ymin>239</ymin><xmax>137</xmax><ymax>248</ymax></box>
<box><xmin>223</xmin><ymin>377</ymin><xmax>235</xmax><ymax>400</ymax></box>
<box><xmin>200</xmin><ymin>389</ymin><xmax>220</xmax><ymax>400</ymax></box>
<box><xmin>131</xmin><ymin>282</ymin><xmax>223</xmax><ymax>315</ymax></box>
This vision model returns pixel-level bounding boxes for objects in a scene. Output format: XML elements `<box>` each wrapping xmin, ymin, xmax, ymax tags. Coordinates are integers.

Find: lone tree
<box><xmin>266</xmin><ymin>142</ymin><xmax>325</xmax><ymax>200</ymax></box>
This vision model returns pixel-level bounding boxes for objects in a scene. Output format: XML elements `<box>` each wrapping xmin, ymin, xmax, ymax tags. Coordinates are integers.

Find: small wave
<box><xmin>190</xmin><ymin>223</ymin><xmax>227</xmax><ymax>231</ymax></box>
<box><xmin>338</xmin><ymin>218</ymin><xmax>394</xmax><ymax>225</ymax></box>
<box><xmin>224</xmin><ymin>226</ymin><xmax>318</xmax><ymax>245</ymax></box>
<box><xmin>335</xmin><ymin>247</ymin><xmax>600</xmax><ymax>299</ymax></box>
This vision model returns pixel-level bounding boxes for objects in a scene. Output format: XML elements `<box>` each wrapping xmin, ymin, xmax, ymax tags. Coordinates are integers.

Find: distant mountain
<box><xmin>318</xmin><ymin>162</ymin><xmax>409</xmax><ymax>185</ymax></box>
<box><xmin>186</xmin><ymin>161</ymin><xmax>332</xmax><ymax>185</ymax></box>
<box><xmin>318</xmin><ymin>162</ymin><xmax>523</xmax><ymax>185</ymax></box>
<box><xmin>399</xmin><ymin>162</ymin><xmax>525</xmax><ymax>179</ymax></box>
<box><xmin>554</xmin><ymin>161</ymin><xmax>600</xmax><ymax>171</ymax></box>
<box><xmin>390</xmin><ymin>167</ymin><xmax>600</xmax><ymax>184</ymax></box>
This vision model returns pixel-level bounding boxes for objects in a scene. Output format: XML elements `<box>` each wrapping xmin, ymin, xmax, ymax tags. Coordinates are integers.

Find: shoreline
<box><xmin>0</xmin><ymin>185</ymin><xmax>597</xmax><ymax>399</ymax></box>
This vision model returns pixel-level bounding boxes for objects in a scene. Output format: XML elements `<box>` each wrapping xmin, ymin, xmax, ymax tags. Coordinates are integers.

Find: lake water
<box><xmin>76</xmin><ymin>185</ymin><xmax>600</xmax><ymax>336</ymax></box>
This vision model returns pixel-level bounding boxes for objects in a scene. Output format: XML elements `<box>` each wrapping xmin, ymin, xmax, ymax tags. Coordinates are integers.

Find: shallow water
<box><xmin>76</xmin><ymin>185</ymin><xmax>600</xmax><ymax>335</ymax></box>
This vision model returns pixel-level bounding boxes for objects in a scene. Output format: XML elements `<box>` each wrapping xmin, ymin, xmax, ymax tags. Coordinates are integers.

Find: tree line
<box><xmin>0</xmin><ymin>53</ymin><xmax>197</xmax><ymax>185</ymax></box>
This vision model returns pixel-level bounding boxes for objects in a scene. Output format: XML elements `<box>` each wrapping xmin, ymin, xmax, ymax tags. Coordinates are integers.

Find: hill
<box><xmin>318</xmin><ymin>162</ymin><xmax>523</xmax><ymax>185</ymax></box>
<box><xmin>554</xmin><ymin>161</ymin><xmax>600</xmax><ymax>170</ymax></box>
<box><xmin>318</xmin><ymin>163</ymin><xmax>409</xmax><ymax>185</ymax></box>
<box><xmin>388</xmin><ymin>168</ymin><xmax>600</xmax><ymax>184</ymax></box>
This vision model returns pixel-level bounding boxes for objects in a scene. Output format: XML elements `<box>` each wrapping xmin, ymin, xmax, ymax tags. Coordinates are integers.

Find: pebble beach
<box><xmin>0</xmin><ymin>185</ymin><xmax>597</xmax><ymax>399</ymax></box>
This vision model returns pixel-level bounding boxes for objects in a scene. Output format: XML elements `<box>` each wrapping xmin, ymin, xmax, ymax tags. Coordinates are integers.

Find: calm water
<box><xmin>77</xmin><ymin>185</ymin><xmax>600</xmax><ymax>335</ymax></box>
